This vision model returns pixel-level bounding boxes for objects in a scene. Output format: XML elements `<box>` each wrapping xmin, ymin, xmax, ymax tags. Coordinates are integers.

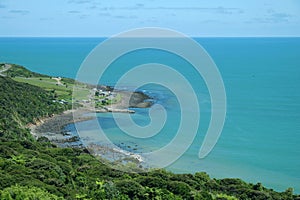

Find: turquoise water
<box><xmin>1</xmin><ymin>37</ymin><xmax>299</xmax><ymax>192</ymax></box>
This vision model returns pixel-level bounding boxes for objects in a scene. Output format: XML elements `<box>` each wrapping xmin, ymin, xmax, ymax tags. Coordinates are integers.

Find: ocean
<box><xmin>0</xmin><ymin>37</ymin><xmax>299</xmax><ymax>192</ymax></box>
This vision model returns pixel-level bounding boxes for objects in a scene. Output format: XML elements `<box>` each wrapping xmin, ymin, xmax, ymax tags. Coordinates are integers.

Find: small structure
<box><xmin>59</xmin><ymin>99</ymin><xmax>68</xmax><ymax>104</ymax></box>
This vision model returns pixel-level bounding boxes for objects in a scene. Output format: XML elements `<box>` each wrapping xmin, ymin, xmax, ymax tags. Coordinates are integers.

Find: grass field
<box><xmin>13</xmin><ymin>77</ymin><xmax>90</xmax><ymax>102</ymax></box>
<box><xmin>13</xmin><ymin>77</ymin><xmax>69</xmax><ymax>90</ymax></box>
<box><xmin>72</xmin><ymin>86</ymin><xmax>90</xmax><ymax>101</ymax></box>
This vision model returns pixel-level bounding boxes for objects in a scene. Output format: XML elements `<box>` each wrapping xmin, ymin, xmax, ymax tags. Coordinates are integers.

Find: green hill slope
<box><xmin>0</xmin><ymin>76</ymin><xmax>69</xmax><ymax>140</ymax></box>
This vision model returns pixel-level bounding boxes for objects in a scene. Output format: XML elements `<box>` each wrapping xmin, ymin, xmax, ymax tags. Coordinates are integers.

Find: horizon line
<box><xmin>0</xmin><ymin>35</ymin><xmax>300</xmax><ymax>38</ymax></box>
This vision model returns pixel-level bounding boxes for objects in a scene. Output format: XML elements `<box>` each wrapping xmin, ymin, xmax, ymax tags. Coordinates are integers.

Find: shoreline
<box><xmin>29</xmin><ymin>90</ymin><xmax>152</xmax><ymax>165</ymax></box>
<box><xmin>28</xmin><ymin>108</ymin><xmax>93</xmax><ymax>145</ymax></box>
<box><xmin>29</xmin><ymin>108</ymin><xmax>146</xmax><ymax>165</ymax></box>
<box><xmin>29</xmin><ymin>88</ymin><xmax>153</xmax><ymax>136</ymax></box>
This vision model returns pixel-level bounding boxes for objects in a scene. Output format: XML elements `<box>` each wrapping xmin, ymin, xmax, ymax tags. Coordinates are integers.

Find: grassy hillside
<box><xmin>1</xmin><ymin>63</ymin><xmax>90</xmax><ymax>103</ymax></box>
<box><xmin>0</xmin><ymin>68</ymin><xmax>299</xmax><ymax>199</ymax></box>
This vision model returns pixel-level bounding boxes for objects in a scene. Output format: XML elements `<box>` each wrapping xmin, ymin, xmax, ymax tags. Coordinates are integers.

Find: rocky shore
<box><xmin>29</xmin><ymin>109</ymin><xmax>93</xmax><ymax>147</ymax></box>
<box><xmin>29</xmin><ymin>90</ymin><xmax>153</xmax><ymax>164</ymax></box>
<box><xmin>105</xmin><ymin>90</ymin><xmax>153</xmax><ymax>109</ymax></box>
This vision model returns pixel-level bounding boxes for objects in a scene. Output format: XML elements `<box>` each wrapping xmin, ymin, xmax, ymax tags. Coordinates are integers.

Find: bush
<box><xmin>0</xmin><ymin>185</ymin><xmax>63</xmax><ymax>200</ymax></box>
<box><xmin>167</xmin><ymin>181</ymin><xmax>191</xmax><ymax>198</ymax></box>
<box><xmin>115</xmin><ymin>179</ymin><xmax>144</xmax><ymax>199</ymax></box>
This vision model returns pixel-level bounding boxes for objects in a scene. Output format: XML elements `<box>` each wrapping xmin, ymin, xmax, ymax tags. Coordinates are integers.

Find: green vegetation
<box><xmin>0</xmin><ymin>66</ymin><xmax>299</xmax><ymax>199</ymax></box>
<box><xmin>14</xmin><ymin>76</ymin><xmax>70</xmax><ymax>89</ymax></box>
<box><xmin>12</xmin><ymin>77</ymin><xmax>73</xmax><ymax>101</ymax></box>
<box><xmin>113</xmin><ymin>93</ymin><xmax>122</xmax><ymax>104</ymax></box>
<box><xmin>2</xmin><ymin>63</ymin><xmax>48</xmax><ymax>78</ymax></box>
<box><xmin>3</xmin><ymin>64</ymin><xmax>90</xmax><ymax>103</ymax></box>
<box><xmin>0</xmin><ymin>185</ymin><xmax>63</xmax><ymax>200</ymax></box>
<box><xmin>73</xmin><ymin>86</ymin><xmax>90</xmax><ymax>101</ymax></box>
<box><xmin>95</xmin><ymin>93</ymin><xmax>122</xmax><ymax>107</ymax></box>
<box><xmin>0</xmin><ymin>76</ymin><xmax>69</xmax><ymax>140</ymax></box>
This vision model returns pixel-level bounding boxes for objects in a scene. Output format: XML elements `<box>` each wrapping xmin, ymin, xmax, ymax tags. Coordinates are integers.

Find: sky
<box><xmin>0</xmin><ymin>0</ymin><xmax>299</xmax><ymax>37</ymax></box>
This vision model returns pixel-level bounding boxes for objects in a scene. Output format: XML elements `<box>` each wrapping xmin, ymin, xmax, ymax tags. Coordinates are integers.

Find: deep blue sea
<box><xmin>1</xmin><ymin>37</ymin><xmax>299</xmax><ymax>193</ymax></box>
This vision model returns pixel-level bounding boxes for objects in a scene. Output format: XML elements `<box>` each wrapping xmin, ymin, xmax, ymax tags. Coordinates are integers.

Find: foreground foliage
<box><xmin>0</xmin><ymin>72</ymin><xmax>299</xmax><ymax>199</ymax></box>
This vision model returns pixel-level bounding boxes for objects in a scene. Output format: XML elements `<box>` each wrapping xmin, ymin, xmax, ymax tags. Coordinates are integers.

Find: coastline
<box><xmin>28</xmin><ymin>90</ymin><xmax>152</xmax><ymax>165</ymax></box>
<box><xmin>28</xmin><ymin>109</ymin><xmax>93</xmax><ymax>145</ymax></box>
<box><xmin>29</xmin><ymin>108</ymin><xmax>146</xmax><ymax>165</ymax></box>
